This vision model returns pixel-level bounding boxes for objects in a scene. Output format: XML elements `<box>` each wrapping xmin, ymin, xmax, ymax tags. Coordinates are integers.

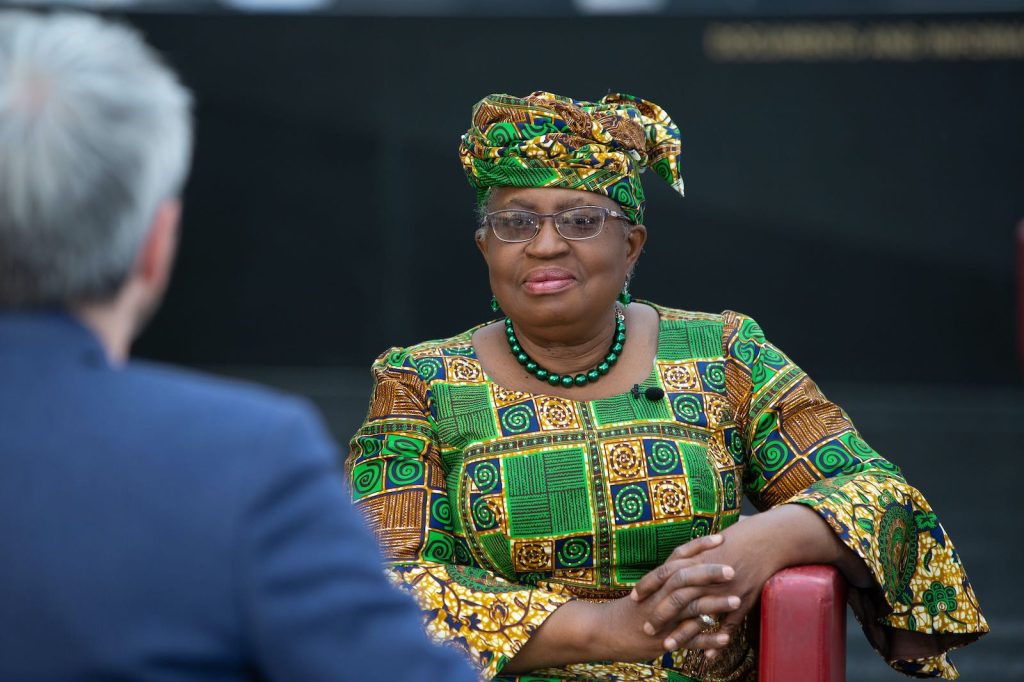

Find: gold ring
<box><xmin>698</xmin><ymin>613</ymin><xmax>718</xmax><ymax>630</ymax></box>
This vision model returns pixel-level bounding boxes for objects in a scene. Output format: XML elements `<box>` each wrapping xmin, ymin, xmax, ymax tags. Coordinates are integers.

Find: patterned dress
<box><xmin>346</xmin><ymin>305</ymin><xmax>986</xmax><ymax>681</ymax></box>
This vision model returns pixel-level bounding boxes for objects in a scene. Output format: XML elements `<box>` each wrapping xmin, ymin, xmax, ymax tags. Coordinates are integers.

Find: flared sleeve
<box><xmin>721</xmin><ymin>311</ymin><xmax>987</xmax><ymax>679</ymax></box>
<box><xmin>346</xmin><ymin>348</ymin><xmax>574</xmax><ymax>680</ymax></box>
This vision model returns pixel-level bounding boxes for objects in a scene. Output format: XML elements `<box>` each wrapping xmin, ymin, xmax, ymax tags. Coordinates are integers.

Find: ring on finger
<box><xmin>698</xmin><ymin>613</ymin><xmax>719</xmax><ymax>631</ymax></box>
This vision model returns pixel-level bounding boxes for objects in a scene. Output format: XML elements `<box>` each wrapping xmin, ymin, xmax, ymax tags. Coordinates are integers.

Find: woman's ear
<box><xmin>475</xmin><ymin>228</ymin><xmax>490</xmax><ymax>262</ymax></box>
<box><xmin>625</xmin><ymin>223</ymin><xmax>647</xmax><ymax>268</ymax></box>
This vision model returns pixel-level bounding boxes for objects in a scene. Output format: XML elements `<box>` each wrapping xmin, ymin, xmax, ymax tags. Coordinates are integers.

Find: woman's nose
<box><xmin>524</xmin><ymin>217</ymin><xmax>570</xmax><ymax>256</ymax></box>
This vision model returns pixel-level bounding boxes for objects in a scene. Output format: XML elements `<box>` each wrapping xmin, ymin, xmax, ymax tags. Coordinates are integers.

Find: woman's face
<box><xmin>476</xmin><ymin>186</ymin><xmax>647</xmax><ymax>330</ymax></box>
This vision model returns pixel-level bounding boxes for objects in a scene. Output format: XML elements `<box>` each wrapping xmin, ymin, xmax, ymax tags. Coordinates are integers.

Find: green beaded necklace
<box><xmin>504</xmin><ymin>309</ymin><xmax>626</xmax><ymax>388</ymax></box>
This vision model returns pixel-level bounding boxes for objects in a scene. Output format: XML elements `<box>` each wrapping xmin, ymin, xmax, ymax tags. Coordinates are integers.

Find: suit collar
<box><xmin>0</xmin><ymin>309</ymin><xmax>112</xmax><ymax>368</ymax></box>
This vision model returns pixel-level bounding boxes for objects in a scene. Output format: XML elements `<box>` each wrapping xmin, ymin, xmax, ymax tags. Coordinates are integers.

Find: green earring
<box><xmin>490</xmin><ymin>295</ymin><xmax>500</xmax><ymax>312</ymax></box>
<box><xmin>618</xmin><ymin>283</ymin><xmax>632</xmax><ymax>305</ymax></box>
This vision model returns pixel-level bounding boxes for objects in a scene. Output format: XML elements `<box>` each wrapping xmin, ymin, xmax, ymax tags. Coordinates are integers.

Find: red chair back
<box><xmin>759</xmin><ymin>564</ymin><xmax>847</xmax><ymax>682</ymax></box>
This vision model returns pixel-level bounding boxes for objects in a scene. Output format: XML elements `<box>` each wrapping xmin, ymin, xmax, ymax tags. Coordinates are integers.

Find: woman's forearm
<box><xmin>733</xmin><ymin>504</ymin><xmax>873</xmax><ymax>587</ymax></box>
<box><xmin>500</xmin><ymin>600</ymin><xmax>599</xmax><ymax>674</ymax></box>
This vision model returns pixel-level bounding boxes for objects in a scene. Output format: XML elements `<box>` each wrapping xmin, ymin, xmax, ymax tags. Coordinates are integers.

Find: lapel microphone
<box><xmin>631</xmin><ymin>384</ymin><xmax>665</xmax><ymax>401</ymax></box>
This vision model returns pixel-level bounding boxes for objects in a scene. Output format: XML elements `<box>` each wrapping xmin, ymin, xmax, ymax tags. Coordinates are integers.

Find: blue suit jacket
<box><xmin>0</xmin><ymin>312</ymin><xmax>475</xmax><ymax>682</ymax></box>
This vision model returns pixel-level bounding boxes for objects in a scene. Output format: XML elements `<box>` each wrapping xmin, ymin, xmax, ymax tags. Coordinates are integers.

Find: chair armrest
<box><xmin>758</xmin><ymin>564</ymin><xmax>847</xmax><ymax>682</ymax></box>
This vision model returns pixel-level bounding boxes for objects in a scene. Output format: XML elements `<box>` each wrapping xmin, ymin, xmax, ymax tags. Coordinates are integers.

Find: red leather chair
<box><xmin>759</xmin><ymin>565</ymin><xmax>847</xmax><ymax>682</ymax></box>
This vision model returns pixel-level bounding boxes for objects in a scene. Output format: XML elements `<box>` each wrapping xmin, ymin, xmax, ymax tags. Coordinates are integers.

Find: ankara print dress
<box><xmin>346</xmin><ymin>305</ymin><xmax>986</xmax><ymax>681</ymax></box>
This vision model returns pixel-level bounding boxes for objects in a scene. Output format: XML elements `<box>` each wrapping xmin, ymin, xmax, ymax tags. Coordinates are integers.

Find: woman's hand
<box><xmin>628</xmin><ymin>530</ymin><xmax>763</xmax><ymax>657</ymax></box>
<box><xmin>592</xmin><ymin>535</ymin><xmax>741</xmax><ymax>661</ymax></box>
<box><xmin>632</xmin><ymin>505</ymin><xmax>871</xmax><ymax>658</ymax></box>
<box><xmin>501</xmin><ymin>535</ymin><xmax>739</xmax><ymax>674</ymax></box>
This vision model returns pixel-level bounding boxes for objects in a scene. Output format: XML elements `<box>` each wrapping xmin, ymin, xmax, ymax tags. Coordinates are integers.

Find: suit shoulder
<box><xmin>123</xmin><ymin>361</ymin><xmax>324</xmax><ymax>434</ymax></box>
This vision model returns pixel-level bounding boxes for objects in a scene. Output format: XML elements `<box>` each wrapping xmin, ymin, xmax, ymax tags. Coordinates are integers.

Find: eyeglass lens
<box><xmin>488</xmin><ymin>207</ymin><xmax>607</xmax><ymax>242</ymax></box>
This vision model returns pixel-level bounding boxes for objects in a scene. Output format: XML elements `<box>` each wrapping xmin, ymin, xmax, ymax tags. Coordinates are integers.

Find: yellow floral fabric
<box><xmin>346</xmin><ymin>305</ymin><xmax>986</xmax><ymax>680</ymax></box>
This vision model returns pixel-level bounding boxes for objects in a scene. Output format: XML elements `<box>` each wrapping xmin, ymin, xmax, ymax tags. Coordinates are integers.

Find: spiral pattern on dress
<box><xmin>727</xmin><ymin>430</ymin><xmax>745</xmax><ymax>459</ymax></box>
<box><xmin>423</xmin><ymin>533</ymin><xmax>455</xmax><ymax>563</ymax></box>
<box><xmin>732</xmin><ymin>339</ymin><xmax>757</xmax><ymax>365</ymax></box>
<box><xmin>472</xmin><ymin>461</ymin><xmax>500</xmax><ymax>494</ymax></box>
<box><xmin>723</xmin><ymin>472</ymin><xmax>737</xmax><ymax>507</ymax></box>
<box><xmin>662</xmin><ymin>364</ymin><xmax>698</xmax><ymax>391</ymax></box>
<box><xmin>847</xmin><ymin>434</ymin><xmax>875</xmax><ymax>457</ymax></box>
<box><xmin>500</xmin><ymin>403</ymin><xmax>534</xmax><ymax>434</ymax></box>
<box><xmin>355</xmin><ymin>436</ymin><xmax>382</xmax><ymax>458</ymax></box>
<box><xmin>738</xmin><ymin>318</ymin><xmax>763</xmax><ymax>341</ymax></box>
<box><xmin>813</xmin><ymin>444</ymin><xmax>854</xmax><ymax>474</ymax></box>
<box><xmin>761</xmin><ymin>345</ymin><xmax>786</xmax><ymax>367</ymax></box>
<box><xmin>759</xmin><ymin>439</ymin><xmax>789</xmax><ymax>471</ymax></box>
<box><xmin>608</xmin><ymin>442</ymin><xmax>644</xmax><ymax>479</ymax></box>
<box><xmin>352</xmin><ymin>460</ymin><xmax>383</xmax><ymax>495</ymax></box>
<box><xmin>454</xmin><ymin>541</ymin><xmax>472</xmax><ymax>564</ymax></box>
<box><xmin>431</xmin><ymin>495</ymin><xmax>453</xmax><ymax>526</ymax></box>
<box><xmin>385</xmin><ymin>435</ymin><xmax>423</xmax><ymax>457</ymax></box>
<box><xmin>416</xmin><ymin>357</ymin><xmax>443</xmax><ymax>382</ymax></box>
<box><xmin>672</xmin><ymin>394</ymin><xmax>701</xmax><ymax>423</ymax></box>
<box><xmin>752</xmin><ymin>413</ymin><xmax>776</xmax><ymax>445</ymax></box>
<box><xmin>448</xmin><ymin>357</ymin><xmax>482</xmax><ymax>382</ymax></box>
<box><xmin>646</xmin><ymin>441</ymin><xmax>679</xmax><ymax>475</ymax></box>
<box><xmin>614</xmin><ymin>484</ymin><xmax>648</xmax><ymax>522</ymax></box>
<box><xmin>557</xmin><ymin>538</ymin><xmax>592</xmax><ymax>567</ymax></box>
<box><xmin>538</xmin><ymin>396</ymin><xmax>574</xmax><ymax>429</ymax></box>
<box><xmin>751</xmin><ymin>363</ymin><xmax>768</xmax><ymax>388</ymax></box>
<box><xmin>652</xmin><ymin>480</ymin><xmax>686</xmax><ymax>515</ymax></box>
<box><xmin>472</xmin><ymin>497</ymin><xmax>497</xmax><ymax>530</ymax></box>
<box><xmin>387</xmin><ymin>459</ymin><xmax>424</xmax><ymax>486</ymax></box>
<box><xmin>702</xmin><ymin>362</ymin><xmax>726</xmax><ymax>391</ymax></box>
<box><xmin>515</xmin><ymin>542</ymin><xmax>552</xmax><ymax>571</ymax></box>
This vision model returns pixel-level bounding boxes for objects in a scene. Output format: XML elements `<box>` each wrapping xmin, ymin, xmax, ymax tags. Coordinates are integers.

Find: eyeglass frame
<box><xmin>480</xmin><ymin>205</ymin><xmax>633</xmax><ymax>243</ymax></box>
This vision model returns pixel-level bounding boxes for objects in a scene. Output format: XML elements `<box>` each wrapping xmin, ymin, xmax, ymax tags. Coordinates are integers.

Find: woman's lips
<box><xmin>522</xmin><ymin>269</ymin><xmax>576</xmax><ymax>294</ymax></box>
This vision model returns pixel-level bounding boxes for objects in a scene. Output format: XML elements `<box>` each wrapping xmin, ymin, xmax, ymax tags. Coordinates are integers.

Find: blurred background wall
<box><xmin>9</xmin><ymin>1</ymin><xmax>1023</xmax><ymax>679</ymax></box>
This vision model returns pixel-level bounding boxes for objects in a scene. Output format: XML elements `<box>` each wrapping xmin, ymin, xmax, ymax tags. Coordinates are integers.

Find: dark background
<box><xmin>126</xmin><ymin>12</ymin><xmax>1024</xmax><ymax>385</ymax></box>
<box><xmin>77</xmin><ymin>5</ymin><xmax>1024</xmax><ymax>679</ymax></box>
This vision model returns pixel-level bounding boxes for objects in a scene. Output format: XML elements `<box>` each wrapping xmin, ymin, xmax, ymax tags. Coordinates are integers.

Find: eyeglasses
<box><xmin>482</xmin><ymin>206</ymin><xmax>630</xmax><ymax>243</ymax></box>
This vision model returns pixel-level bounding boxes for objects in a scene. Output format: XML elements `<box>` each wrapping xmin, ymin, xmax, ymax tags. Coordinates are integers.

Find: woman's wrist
<box><xmin>503</xmin><ymin>600</ymin><xmax>602</xmax><ymax>673</ymax></box>
<box><xmin>740</xmin><ymin>504</ymin><xmax>872</xmax><ymax>586</ymax></box>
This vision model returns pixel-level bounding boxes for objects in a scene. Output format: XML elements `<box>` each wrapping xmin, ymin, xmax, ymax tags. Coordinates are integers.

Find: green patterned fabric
<box><xmin>347</xmin><ymin>304</ymin><xmax>987</xmax><ymax>681</ymax></box>
<box><xmin>459</xmin><ymin>91</ymin><xmax>685</xmax><ymax>224</ymax></box>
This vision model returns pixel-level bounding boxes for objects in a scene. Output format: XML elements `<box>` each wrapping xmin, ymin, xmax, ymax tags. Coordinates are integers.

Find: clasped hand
<box><xmin>630</xmin><ymin>523</ymin><xmax>778</xmax><ymax>660</ymax></box>
<box><xmin>584</xmin><ymin>534</ymin><xmax>739</xmax><ymax>664</ymax></box>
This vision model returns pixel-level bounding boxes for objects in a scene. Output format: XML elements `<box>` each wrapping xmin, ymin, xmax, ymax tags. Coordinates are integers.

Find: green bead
<box><xmin>587</xmin><ymin>370</ymin><xmax>600</xmax><ymax>381</ymax></box>
<box><xmin>516</xmin><ymin>353</ymin><xmax>529</xmax><ymax>365</ymax></box>
<box><xmin>574</xmin><ymin>374</ymin><xmax>588</xmax><ymax>386</ymax></box>
<box><xmin>560</xmin><ymin>375</ymin><xmax>574</xmax><ymax>388</ymax></box>
<box><xmin>606</xmin><ymin>353</ymin><xmax>618</xmax><ymax>365</ymax></box>
<box><xmin>615</xmin><ymin>332</ymin><xmax>626</xmax><ymax>343</ymax></box>
<box><xmin>597</xmin><ymin>362</ymin><xmax>610</xmax><ymax>375</ymax></box>
<box><xmin>611</xmin><ymin>342</ymin><xmax>624</xmax><ymax>354</ymax></box>
<box><xmin>547</xmin><ymin>374</ymin><xmax>561</xmax><ymax>386</ymax></box>
<box><xmin>536</xmin><ymin>369</ymin><xmax>549</xmax><ymax>380</ymax></box>
<box><xmin>510</xmin><ymin>343</ymin><xmax>522</xmax><ymax>354</ymax></box>
<box><xmin>526</xmin><ymin>361</ymin><xmax>538</xmax><ymax>373</ymax></box>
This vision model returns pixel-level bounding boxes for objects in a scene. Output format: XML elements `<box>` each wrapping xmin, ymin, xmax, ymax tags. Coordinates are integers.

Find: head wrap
<box><xmin>458</xmin><ymin>91</ymin><xmax>684</xmax><ymax>224</ymax></box>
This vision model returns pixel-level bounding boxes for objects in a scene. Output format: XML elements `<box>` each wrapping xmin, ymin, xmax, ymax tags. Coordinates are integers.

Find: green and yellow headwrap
<box><xmin>458</xmin><ymin>91</ymin><xmax>684</xmax><ymax>225</ymax></box>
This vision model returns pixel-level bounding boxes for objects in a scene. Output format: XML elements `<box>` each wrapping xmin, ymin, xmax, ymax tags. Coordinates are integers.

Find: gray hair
<box><xmin>0</xmin><ymin>11</ymin><xmax>193</xmax><ymax>307</ymax></box>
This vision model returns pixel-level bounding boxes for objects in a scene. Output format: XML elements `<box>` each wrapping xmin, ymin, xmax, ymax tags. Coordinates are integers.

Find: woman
<box><xmin>346</xmin><ymin>91</ymin><xmax>987</xmax><ymax>681</ymax></box>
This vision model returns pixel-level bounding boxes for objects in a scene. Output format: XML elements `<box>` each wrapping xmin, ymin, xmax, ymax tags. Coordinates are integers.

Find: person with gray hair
<box><xmin>0</xmin><ymin>11</ymin><xmax>476</xmax><ymax>681</ymax></box>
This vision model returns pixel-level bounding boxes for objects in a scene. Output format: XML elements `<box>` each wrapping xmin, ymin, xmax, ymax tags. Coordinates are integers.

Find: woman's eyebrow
<box><xmin>501</xmin><ymin>198</ymin><xmax>538</xmax><ymax>210</ymax></box>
